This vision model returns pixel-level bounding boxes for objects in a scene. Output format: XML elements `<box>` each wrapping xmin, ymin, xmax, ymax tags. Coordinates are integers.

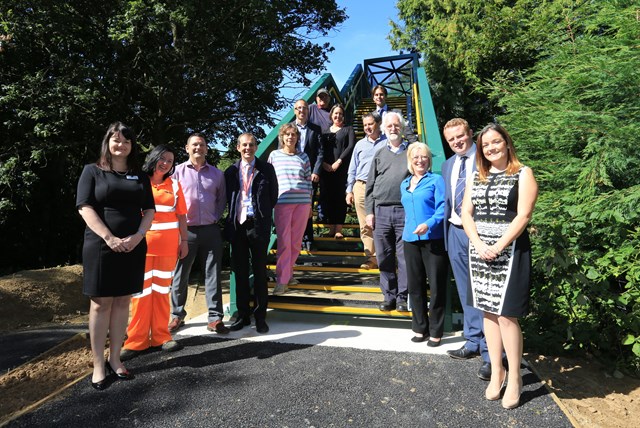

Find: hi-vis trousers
<box><xmin>124</xmin><ymin>255</ymin><xmax>176</xmax><ymax>350</ymax></box>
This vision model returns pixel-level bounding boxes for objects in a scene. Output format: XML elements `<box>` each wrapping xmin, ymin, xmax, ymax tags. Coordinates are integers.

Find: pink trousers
<box><xmin>274</xmin><ymin>203</ymin><xmax>311</xmax><ymax>284</ymax></box>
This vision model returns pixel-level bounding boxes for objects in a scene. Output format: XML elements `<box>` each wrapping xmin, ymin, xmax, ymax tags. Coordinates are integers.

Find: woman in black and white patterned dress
<box><xmin>461</xmin><ymin>123</ymin><xmax>538</xmax><ymax>410</ymax></box>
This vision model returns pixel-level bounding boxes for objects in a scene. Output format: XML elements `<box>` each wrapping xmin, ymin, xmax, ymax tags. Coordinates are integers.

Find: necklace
<box><xmin>112</xmin><ymin>169</ymin><xmax>129</xmax><ymax>176</ymax></box>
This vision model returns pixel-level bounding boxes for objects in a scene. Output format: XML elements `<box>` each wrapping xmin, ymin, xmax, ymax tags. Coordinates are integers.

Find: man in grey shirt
<box><xmin>365</xmin><ymin>112</ymin><xmax>411</xmax><ymax>312</ymax></box>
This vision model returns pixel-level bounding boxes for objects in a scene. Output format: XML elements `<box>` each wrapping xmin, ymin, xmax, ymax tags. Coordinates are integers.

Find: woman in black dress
<box><xmin>76</xmin><ymin>122</ymin><xmax>155</xmax><ymax>390</ymax></box>
<box><xmin>319</xmin><ymin>103</ymin><xmax>355</xmax><ymax>238</ymax></box>
<box><xmin>461</xmin><ymin>123</ymin><xmax>538</xmax><ymax>409</ymax></box>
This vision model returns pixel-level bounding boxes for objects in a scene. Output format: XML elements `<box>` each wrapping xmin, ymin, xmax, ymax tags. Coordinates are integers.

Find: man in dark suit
<box><xmin>441</xmin><ymin>118</ymin><xmax>491</xmax><ymax>380</ymax></box>
<box><xmin>224</xmin><ymin>133</ymin><xmax>278</xmax><ymax>333</ymax></box>
<box><xmin>292</xmin><ymin>99</ymin><xmax>323</xmax><ymax>248</ymax></box>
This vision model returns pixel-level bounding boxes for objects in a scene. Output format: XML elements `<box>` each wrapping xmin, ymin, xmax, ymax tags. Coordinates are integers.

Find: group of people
<box><xmin>76</xmin><ymin>87</ymin><xmax>537</xmax><ymax>410</ymax></box>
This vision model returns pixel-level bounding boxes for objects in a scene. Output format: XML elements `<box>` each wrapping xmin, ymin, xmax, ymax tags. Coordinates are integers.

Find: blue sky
<box><xmin>318</xmin><ymin>1</ymin><xmax>401</xmax><ymax>88</ymax></box>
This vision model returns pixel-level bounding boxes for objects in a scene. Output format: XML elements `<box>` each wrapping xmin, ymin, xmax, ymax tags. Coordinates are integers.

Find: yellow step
<box><xmin>268</xmin><ymin>282</ymin><xmax>380</xmax><ymax>293</ymax></box>
<box><xmin>268</xmin><ymin>301</ymin><xmax>411</xmax><ymax>317</ymax></box>
<box><xmin>314</xmin><ymin>237</ymin><xmax>361</xmax><ymax>243</ymax></box>
<box><xmin>267</xmin><ymin>264</ymin><xmax>379</xmax><ymax>274</ymax></box>
<box><xmin>314</xmin><ymin>224</ymin><xmax>359</xmax><ymax>229</ymax></box>
<box><xmin>269</xmin><ymin>250</ymin><xmax>365</xmax><ymax>257</ymax></box>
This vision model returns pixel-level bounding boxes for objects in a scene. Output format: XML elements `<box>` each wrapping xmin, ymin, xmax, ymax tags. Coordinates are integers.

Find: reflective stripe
<box><xmin>150</xmin><ymin>221</ymin><xmax>179</xmax><ymax>231</ymax></box>
<box><xmin>155</xmin><ymin>204</ymin><xmax>176</xmax><ymax>213</ymax></box>
<box><xmin>153</xmin><ymin>178</ymin><xmax>180</xmax><ymax>211</ymax></box>
<box><xmin>144</xmin><ymin>269</ymin><xmax>174</xmax><ymax>280</ymax></box>
<box><xmin>132</xmin><ymin>283</ymin><xmax>171</xmax><ymax>299</ymax></box>
<box><xmin>151</xmin><ymin>283</ymin><xmax>171</xmax><ymax>294</ymax></box>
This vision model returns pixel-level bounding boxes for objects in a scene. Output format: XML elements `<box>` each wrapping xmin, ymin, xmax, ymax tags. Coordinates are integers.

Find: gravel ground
<box><xmin>7</xmin><ymin>335</ymin><xmax>570</xmax><ymax>428</ymax></box>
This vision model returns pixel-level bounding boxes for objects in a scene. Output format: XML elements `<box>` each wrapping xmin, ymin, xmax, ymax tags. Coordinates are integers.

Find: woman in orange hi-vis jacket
<box><xmin>122</xmin><ymin>145</ymin><xmax>189</xmax><ymax>360</ymax></box>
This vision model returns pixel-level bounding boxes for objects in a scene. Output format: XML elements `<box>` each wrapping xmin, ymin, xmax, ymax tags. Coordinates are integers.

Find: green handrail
<box><xmin>227</xmin><ymin>55</ymin><xmax>450</xmax><ymax>325</ymax></box>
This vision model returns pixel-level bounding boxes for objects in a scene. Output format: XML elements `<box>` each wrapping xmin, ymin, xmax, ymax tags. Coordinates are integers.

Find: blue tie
<box><xmin>454</xmin><ymin>156</ymin><xmax>467</xmax><ymax>216</ymax></box>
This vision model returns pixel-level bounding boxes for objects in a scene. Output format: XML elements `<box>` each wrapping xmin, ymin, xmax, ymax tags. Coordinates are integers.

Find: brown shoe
<box><xmin>207</xmin><ymin>320</ymin><xmax>230</xmax><ymax>334</ymax></box>
<box><xmin>168</xmin><ymin>317</ymin><xmax>184</xmax><ymax>333</ymax></box>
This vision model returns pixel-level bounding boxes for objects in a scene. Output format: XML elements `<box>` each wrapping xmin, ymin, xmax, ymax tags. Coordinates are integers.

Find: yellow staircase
<box><xmin>267</xmin><ymin>209</ymin><xmax>411</xmax><ymax>320</ymax></box>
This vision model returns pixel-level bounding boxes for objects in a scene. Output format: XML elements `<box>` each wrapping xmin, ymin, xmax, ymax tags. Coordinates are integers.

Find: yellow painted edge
<box><xmin>268</xmin><ymin>283</ymin><xmax>380</xmax><ymax>293</ymax></box>
<box><xmin>268</xmin><ymin>301</ymin><xmax>411</xmax><ymax>317</ymax></box>
<box><xmin>314</xmin><ymin>237</ymin><xmax>361</xmax><ymax>242</ymax></box>
<box><xmin>314</xmin><ymin>223</ymin><xmax>359</xmax><ymax>229</ymax></box>
<box><xmin>266</xmin><ymin>265</ymin><xmax>379</xmax><ymax>274</ymax></box>
<box><xmin>269</xmin><ymin>250</ymin><xmax>365</xmax><ymax>257</ymax></box>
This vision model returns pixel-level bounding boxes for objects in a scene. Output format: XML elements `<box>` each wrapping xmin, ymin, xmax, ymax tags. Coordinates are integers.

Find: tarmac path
<box><xmin>5</xmin><ymin>311</ymin><xmax>571</xmax><ymax>427</ymax></box>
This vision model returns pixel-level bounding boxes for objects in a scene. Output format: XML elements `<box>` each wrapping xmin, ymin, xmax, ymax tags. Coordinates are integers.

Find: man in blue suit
<box><xmin>441</xmin><ymin>118</ymin><xmax>491</xmax><ymax>381</ymax></box>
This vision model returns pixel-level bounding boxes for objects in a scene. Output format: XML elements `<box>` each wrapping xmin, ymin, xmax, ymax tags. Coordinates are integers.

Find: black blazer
<box><xmin>291</xmin><ymin>121</ymin><xmax>323</xmax><ymax>176</ymax></box>
<box><xmin>224</xmin><ymin>158</ymin><xmax>278</xmax><ymax>241</ymax></box>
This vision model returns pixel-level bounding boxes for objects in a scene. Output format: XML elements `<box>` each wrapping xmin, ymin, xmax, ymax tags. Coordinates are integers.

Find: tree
<box><xmin>389</xmin><ymin>0</ymin><xmax>561</xmax><ymax>130</ymax></box>
<box><xmin>487</xmin><ymin>1</ymin><xmax>640</xmax><ymax>372</ymax></box>
<box><xmin>0</xmin><ymin>0</ymin><xmax>346</xmax><ymax>272</ymax></box>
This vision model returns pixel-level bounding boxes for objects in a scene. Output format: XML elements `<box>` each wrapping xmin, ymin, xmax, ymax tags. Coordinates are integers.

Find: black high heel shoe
<box><xmin>106</xmin><ymin>362</ymin><xmax>135</xmax><ymax>380</ymax></box>
<box><xmin>91</xmin><ymin>377</ymin><xmax>110</xmax><ymax>390</ymax></box>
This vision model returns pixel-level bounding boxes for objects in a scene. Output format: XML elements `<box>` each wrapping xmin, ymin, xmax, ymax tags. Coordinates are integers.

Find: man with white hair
<box><xmin>365</xmin><ymin>112</ymin><xmax>411</xmax><ymax>312</ymax></box>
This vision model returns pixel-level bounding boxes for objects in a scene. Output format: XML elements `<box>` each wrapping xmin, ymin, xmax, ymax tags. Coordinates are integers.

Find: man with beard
<box><xmin>365</xmin><ymin>112</ymin><xmax>411</xmax><ymax>312</ymax></box>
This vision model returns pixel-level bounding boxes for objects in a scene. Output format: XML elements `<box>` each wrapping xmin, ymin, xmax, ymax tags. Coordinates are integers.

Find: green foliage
<box><xmin>393</xmin><ymin>0</ymin><xmax>640</xmax><ymax>372</ymax></box>
<box><xmin>390</xmin><ymin>0</ymin><xmax>583</xmax><ymax>130</ymax></box>
<box><xmin>486</xmin><ymin>1</ymin><xmax>640</xmax><ymax>372</ymax></box>
<box><xmin>0</xmin><ymin>0</ymin><xmax>346</xmax><ymax>272</ymax></box>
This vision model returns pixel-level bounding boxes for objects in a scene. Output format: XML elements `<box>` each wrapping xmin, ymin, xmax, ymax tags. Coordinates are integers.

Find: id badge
<box><xmin>241</xmin><ymin>196</ymin><xmax>251</xmax><ymax>208</ymax></box>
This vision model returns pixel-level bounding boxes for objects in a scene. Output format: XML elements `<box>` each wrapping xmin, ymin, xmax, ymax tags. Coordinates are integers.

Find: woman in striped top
<box><xmin>268</xmin><ymin>124</ymin><xmax>313</xmax><ymax>295</ymax></box>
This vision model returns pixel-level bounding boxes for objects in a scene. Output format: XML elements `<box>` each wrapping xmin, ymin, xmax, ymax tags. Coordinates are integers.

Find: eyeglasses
<box><xmin>412</xmin><ymin>155</ymin><xmax>429</xmax><ymax>161</ymax></box>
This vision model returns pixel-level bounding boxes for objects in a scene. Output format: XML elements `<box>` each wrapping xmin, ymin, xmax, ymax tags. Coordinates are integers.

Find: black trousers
<box><xmin>230</xmin><ymin>218</ymin><xmax>269</xmax><ymax>321</ymax></box>
<box><xmin>404</xmin><ymin>238</ymin><xmax>448</xmax><ymax>337</ymax></box>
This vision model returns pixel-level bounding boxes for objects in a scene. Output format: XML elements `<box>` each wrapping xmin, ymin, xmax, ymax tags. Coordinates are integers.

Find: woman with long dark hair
<box><xmin>461</xmin><ymin>123</ymin><xmax>538</xmax><ymax>409</ymax></box>
<box><xmin>76</xmin><ymin>122</ymin><xmax>155</xmax><ymax>390</ymax></box>
<box><xmin>319</xmin><ymin>103</ymin><xmax>355</xmax><ymax>238</ymax></box>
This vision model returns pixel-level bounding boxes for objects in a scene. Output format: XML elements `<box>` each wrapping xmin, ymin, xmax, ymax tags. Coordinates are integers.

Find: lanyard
<box><xmin>242</xmin><ymin>164</ymin><xmax>255</xmax><ymax>196</ymax></box>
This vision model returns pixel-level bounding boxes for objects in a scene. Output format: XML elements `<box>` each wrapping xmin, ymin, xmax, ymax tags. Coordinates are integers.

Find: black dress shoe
<box><xmin>229</xmin><ymin>317</ymin><xmax>251</xmax><ymax>331</ymax></box>
<box><xmin>107</xmin><ymin>362</ymin><xmax>135</xmax><ymax>380</ymax></box>
<box><xmin>427</xmin><ymin>339</ymin><xmax>442</xmax><ymax>347</ymax></box>
<box><xmin>477</xmin><ymin>361</ymin><xmax>492</xmax><ymax>381</ymax></box>
<box><xmin>447</xmin><ymin>345</ymin><xmax>479</xmax><ymax>360</ymax></box>
<box><xmin>255</xmin><ymin>320</ymin><xmax>269</xmax><ymax>334</ymax></box>
<box><xmin>396</xmin><ymin>301</ymin><xmax>408</xmax><ymax>312</ymax></box>
<box><xmin>410</xmin><ymin>335</ymin><xmax>427</xmax><ymax>343</ymax></box>
<box><xmin>379</xmin><ymin>300</ymin><xmax>396</xmax><ymax>311</ymax></box>
<box><xmin>91</xmin><ymin>377</ymin><xmax>111</xmax><ymax>390</ymax></box>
